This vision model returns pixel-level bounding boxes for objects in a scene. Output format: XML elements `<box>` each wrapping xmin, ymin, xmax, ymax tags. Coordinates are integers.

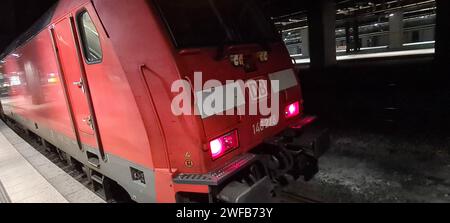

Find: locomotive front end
<box><xmin>174</xmin><ymin>116</ymin><xmax>330</xmax><ymax>203</ymax></box>
<box><xmin>151</xmin><ymin>0</ymin><xmax>330</xmax><ymax>203</ymax></box>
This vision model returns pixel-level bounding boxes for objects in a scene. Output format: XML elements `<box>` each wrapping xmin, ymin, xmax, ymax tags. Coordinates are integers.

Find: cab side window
<box><xmin>78</xmin><ymin>11</ymin><xmax>103</xmax><ymax>64</ymax></box>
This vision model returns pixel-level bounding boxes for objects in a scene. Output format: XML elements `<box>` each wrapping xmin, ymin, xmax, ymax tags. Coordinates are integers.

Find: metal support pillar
<box><xmin>435</xmin><ymin>0</ymin><xmax>450</xmax><ymax>65</ymax></box>
<box><xmin>300</xmin><ymin>28</ymin><xmax>310</xmax><ymax>57</ymax></box>
<box><xmin>389</xmin><ymin>10</ymin><xmax>404</xmax><ymax>49</ymax></box>
<box><xmin>307</xmin><ymin>0</ymin><xmax>337</xmax><ymax>69</ymax></box>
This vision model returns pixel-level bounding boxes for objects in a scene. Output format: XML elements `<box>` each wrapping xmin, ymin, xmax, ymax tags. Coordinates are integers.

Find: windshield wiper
<box><xmin>208</xmin><ymin>0</ymin><xmax>237</xmax><ymax>60</ymax></box>
<box><xmin>258</xmin><ymin>38</ymin><xmax>272</xmax><ymax>52</ymax></box>
<box><xmin>215</xmin><ymin>40</ymin><xmax>228</xmax><ymax>61</ymax></box>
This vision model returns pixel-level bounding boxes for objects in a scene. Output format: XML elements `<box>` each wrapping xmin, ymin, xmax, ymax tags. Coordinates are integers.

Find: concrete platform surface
<box><xmin>0</xmin><ymin>120</ymin><xmax>104</xmax><ymax>203</ymax></box>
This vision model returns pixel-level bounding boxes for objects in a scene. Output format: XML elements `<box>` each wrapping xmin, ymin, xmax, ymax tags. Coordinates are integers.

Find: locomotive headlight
<box><xmin>209</xmin><ymin>130</ymin><xmax>239</xmax><ymax>160</ymax></box>
<box><xmin>210</xmin><ymin>139</ymin><xmax>224</xmax><ymax>159</ymax></box>
<box><xmin>257</xmin><ymin>51</ymin><xmax>268</xmax><ymax>62</ymax></box>
<box><xmin>285</xmin><ymin>101</ymin><xmax>300</xmax><ymax>118</ymax></box>
<box><xmin>230</xmin><ymin>54</ymin><xmax>244</xmax><ymax>67</ymax></box>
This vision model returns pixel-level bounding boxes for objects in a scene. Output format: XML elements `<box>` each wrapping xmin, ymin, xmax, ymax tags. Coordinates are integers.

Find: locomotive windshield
<box><xmin>152</xmin><ymin>0</ymin><xmax>279</xmax><ymax>48</ymax></box>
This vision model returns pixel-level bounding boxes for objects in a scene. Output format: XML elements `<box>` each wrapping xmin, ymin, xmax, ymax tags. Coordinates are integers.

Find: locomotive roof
<box><xmin>0</xmin><ymin>3</ymin><xmax>58</xmax><ymax>60</ymax></box>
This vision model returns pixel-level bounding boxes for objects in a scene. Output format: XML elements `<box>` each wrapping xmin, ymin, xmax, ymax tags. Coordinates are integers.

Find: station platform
<box><xmin>0</xmin><ymin>120</ymin><xmax>104</xmax><ymax>203</ymax></box>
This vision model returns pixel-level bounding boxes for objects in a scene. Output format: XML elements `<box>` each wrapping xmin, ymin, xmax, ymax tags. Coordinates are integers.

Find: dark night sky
<box><xmin>0</xmin><ymin>0</ymin><xmax>57</xmax><ymax>53</ymax></box>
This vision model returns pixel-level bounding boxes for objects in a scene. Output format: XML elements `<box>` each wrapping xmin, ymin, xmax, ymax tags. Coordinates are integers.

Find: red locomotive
<box><xmin>0</xmin><ymin>0</ymin><xmax>329</xmax><ymax>203</ymax></box>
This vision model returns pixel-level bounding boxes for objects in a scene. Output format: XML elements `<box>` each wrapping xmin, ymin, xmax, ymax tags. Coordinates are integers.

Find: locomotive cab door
<box><xmin>50</xmin><ymin>15</ymin><xmax>104</xmax><ymax>163</ymax></box>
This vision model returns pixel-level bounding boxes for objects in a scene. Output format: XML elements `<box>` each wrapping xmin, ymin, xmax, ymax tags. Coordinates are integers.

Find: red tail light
<box><xmin>285</xmin><ymin>102</ymin><xmax>300</xmax><ymax>118</ymax></box>
<box><xmin>209</xmin><ymin>130</ymin><xmax>239</xmax><ymax>160</ymax></box>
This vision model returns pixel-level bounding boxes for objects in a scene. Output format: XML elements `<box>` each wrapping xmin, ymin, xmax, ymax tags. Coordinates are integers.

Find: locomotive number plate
<box><xmin>252</xmin><ymin>116</ymin><xmax>278</xmax><ymax>135</ymax></box>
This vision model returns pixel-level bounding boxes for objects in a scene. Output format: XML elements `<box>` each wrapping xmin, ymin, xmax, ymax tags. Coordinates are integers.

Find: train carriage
<box><xmin>0</xmin><ymin>0</ymin><xmax>329</xmax><ymax>203</ymax></box>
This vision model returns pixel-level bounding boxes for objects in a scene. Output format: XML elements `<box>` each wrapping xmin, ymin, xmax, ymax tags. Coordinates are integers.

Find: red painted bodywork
<box><xmin>0</xmin><ymin>0</ymin><xmax>305</xmax><ymax>202</ymax></box>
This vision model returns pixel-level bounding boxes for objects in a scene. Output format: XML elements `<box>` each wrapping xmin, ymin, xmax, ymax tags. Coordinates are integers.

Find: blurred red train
<box><xmin>0</xmin><ymin>0</ymin><xmax>329</xmax><ymax>203</ymax></box>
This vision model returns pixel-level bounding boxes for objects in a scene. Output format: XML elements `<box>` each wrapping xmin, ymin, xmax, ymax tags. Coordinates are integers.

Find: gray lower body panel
<box><xmin>4</xmin><ymin>112</ymin><xmax>156</xmax><ymax>203</ymax></box>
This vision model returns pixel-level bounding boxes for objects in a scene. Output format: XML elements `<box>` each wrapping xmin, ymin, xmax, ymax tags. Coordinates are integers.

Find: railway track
<box><xmin>279</xmin><ymin>191</ymin><xmax>322</xmax><ymax>203</ymax></box>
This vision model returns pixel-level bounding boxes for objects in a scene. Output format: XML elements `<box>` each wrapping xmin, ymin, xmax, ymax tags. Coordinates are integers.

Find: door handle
<box><xmin>73</xmin><ymin>78</ymin><xmax>83</xmax><ymax>87</ymax></box>
<box><xmin>73</xmin><ymin>78</ymin><xmax>86</xmax><ymax>93</ymax></box>
<box><xmin>82</xmin><ymin>116</ymin><xmax>94</xmax><ymax>130</ymax></box>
